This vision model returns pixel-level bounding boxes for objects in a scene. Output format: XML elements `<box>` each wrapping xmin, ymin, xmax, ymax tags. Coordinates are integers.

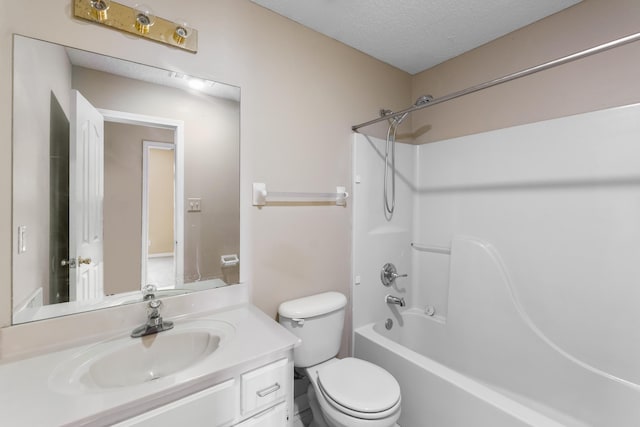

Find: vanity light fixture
<box><xmin>74</xmin><ymin>0</ymin><xmax>198</xmax><ymax>53</ymax></box>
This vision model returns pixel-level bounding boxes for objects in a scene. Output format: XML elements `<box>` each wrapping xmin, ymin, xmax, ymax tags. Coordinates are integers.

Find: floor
<box><xmin>293</xmin><ymin>409</ymin><xmax>313</xmax><ymax>427</ymax></box>
<box><xmin>293</xmin><ymin>375</ymin><xmax>313</xmax><ymax>426</ymax></box>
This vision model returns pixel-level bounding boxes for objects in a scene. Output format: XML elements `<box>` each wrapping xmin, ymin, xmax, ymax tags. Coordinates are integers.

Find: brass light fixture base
<box><xmin>74</xmin><ymin>0</ymin><xmax>198</xmax><ymax>53</ymax></box>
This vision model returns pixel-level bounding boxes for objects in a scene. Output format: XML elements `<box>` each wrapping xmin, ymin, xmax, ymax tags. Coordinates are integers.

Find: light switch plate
<box><xmin>187</xmin><ymin>198</ymin><xmax>201</xmax><ymax>212</ymax></box>
<box><xmin>18</xmin><ymin>226</ymin><xmax>27</xmax><ymax>253</ymax></box>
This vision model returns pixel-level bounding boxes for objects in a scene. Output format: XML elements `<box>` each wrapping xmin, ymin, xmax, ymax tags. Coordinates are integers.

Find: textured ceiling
<box><xmin>249</xmin><ymin>0</ymin><xmax>582</xmax><ymax>75</ymax></box>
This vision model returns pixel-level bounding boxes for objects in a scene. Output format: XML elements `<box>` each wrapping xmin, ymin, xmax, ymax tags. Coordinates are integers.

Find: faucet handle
<box><xmin>381</xmin><ymin>263</ymin><xmax>408</xmax><ymax>287</ymax></box>
<box><xmin>146</xmin><ymin>299</ymin><xmax>163</xmax><ymax>319</ymax></box>
<box><xmin>148</xmin><ymin>299</ymin><xmax>162</xmax><ymax>309</ymax></box>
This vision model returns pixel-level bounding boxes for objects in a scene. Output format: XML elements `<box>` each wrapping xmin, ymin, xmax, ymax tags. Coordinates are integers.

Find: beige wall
<box><xmin>148</xmin><ymin>148</ymin><xmax>175</xmax><ymax>255</ymax></box>
<box><xmin>102</xmin><ymin>122</ymin><xmax>174</xmax><ymax>296</ymax></box>
<box><xmin>410</xmin><ymin>0</ymin><xmax>640</xmax><ymax>143</ymax></box>
<box><xmin>1</xmin><ymin>0</ymin><xmax>410</xmax><ymax>339</ymax></box>
<box><xmin>73</xmin><ymin>66</ymin><xmax>241</xmax><ymax>284</ymax></box>
<box><xmin>12</xmin><ymin>35</ymin><xmax>72</xmax><ymax>309</ymax></box>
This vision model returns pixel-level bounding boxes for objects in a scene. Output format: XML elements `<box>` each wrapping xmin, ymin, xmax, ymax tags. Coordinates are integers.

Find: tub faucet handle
<box><xmin>381</xmin><ymin>263</ymin><xmax>408</xmax><ymax>287</ymax></box>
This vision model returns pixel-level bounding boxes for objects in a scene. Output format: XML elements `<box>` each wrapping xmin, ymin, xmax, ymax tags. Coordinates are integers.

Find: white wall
<box><xmin>413</xmin><ymin>104</ymin><xmax>640</xmax><ymax>384</ymax></box>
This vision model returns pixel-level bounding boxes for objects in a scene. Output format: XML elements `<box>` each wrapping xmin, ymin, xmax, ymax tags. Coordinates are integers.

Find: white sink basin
<box><xmin>50</xmin><ymin>318</ymin><xmax>235</xmax><ymax>393</ymax></box>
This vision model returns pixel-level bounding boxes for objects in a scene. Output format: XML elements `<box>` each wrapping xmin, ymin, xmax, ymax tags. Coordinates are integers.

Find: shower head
<box><xmin>380</xmin><ymin>95</ymin><xmax>433</xmax><ymax>126</ymax></box>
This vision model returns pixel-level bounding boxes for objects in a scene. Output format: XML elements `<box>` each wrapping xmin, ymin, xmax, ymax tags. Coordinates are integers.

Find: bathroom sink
<box><xmin>50</xmin><ymin>318</ymin><xmax>235</xmax><ymax>393</ymax></box>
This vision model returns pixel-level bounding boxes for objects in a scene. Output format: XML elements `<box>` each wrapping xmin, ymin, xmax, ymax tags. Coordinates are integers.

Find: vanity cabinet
<box><xmin>114</xmin><ymin>380</ymin><xmax>236</xmax><ymax>427</ymax></box>
<box><xmin>114</xmin><ymin>358</ymin><xmax>292</xmax><ymax>427</ymax></box>
<box><xmin>0</xmin><ymin>305</ymin><xmax>298</xmax><ymax>427</ymax></box>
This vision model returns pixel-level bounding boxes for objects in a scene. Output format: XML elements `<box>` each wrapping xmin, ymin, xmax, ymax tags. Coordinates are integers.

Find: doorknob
<box><xmin>60</xmin><ymin>258</ymin><xmax>76</xmax><ymax>268</ymax></box>
<box><xmin>61</xmin><ymin>257</ymin><xmax>91</xmax><ymax>267</ymax></box>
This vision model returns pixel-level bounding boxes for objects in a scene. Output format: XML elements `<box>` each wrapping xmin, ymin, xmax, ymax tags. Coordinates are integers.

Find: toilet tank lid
<box><xmin>278</xmin><ymin>292</ymin><xmax>347</xmax><ymax>319</ymax></box>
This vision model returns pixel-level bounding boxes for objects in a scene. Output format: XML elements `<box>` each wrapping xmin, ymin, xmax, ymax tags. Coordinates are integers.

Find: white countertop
<box><xmin>0</xmin><ymin>304</ymin><xmax>298</xmax><ymax>426</ymax></box>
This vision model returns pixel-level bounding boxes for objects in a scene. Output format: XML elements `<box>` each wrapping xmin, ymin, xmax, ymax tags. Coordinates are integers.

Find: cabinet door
<box><xmin>115</xmin><ymin>380</ymin><xmax>236</xmax><ymax>427</ymax></box>
<box><xmin>234</xmin><ymin>403</ymin><xmax>286</xmax><ymax>427</ymax></box>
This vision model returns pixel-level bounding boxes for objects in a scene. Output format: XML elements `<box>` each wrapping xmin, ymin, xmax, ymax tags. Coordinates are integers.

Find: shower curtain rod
<box><xmin>351</xmin><ymin>31</ymin><xmax>640</xmax><ymax>132</ymax></box>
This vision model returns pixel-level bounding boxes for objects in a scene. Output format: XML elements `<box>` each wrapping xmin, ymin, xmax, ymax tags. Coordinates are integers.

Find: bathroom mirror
<box><xmin>12</xmin><ymin>35</ymin><xmax>240</xmax><ymax>324</ymax></box>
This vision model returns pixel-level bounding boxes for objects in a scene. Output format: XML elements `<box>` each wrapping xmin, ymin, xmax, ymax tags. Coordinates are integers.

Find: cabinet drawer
<box><xmin>241</xmin><ymin>358</ymin><xmax>288</xmax><ymax>414</ymax></box>
<box><xmin>115</xmin><ymin>379</ymin><xmax>236</xmax><ymax>427</ymax></box>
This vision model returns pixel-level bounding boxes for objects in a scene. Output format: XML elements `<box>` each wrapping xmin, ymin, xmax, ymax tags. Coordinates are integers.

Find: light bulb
<box><xmin>134</xmin><ymin>4</ymin><xmax>155</xmax><ymax>34</ymax></box>
<box><xmin>89</xmin><ymin>0</ymin><xmax>110</xmax><ymax>22</ymax></box>
<box><xmin>173</xmin><ymin>20</ymin><xmax>192</xmax><ymax>45</ymax></box>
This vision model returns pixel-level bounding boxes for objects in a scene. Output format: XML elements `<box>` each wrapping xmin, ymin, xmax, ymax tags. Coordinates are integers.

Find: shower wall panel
<box><xmin>414</xmin><ymin>103</ymin><xmax>640</xmax><ymax>385</ymax></box>
<box><xmin>352</xmin><ymin>134</ymin><xmax>415</xmax><ymax>332</ymax></box>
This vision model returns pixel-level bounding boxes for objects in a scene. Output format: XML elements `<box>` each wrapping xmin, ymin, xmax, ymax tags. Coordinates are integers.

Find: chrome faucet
<box><xmin>385</xmin><ymin>294</ymin><xmax>406</xmax><ymax>307</ymax></box>
<box><xmin>142</xmin><ymin>284</ymin><xmax>157</xmax><ymax>301</ymax></box>
<box><xmin>131</xmin><ymin>298</ymin><xmax>174</xmax><ymax>338</ymax></box>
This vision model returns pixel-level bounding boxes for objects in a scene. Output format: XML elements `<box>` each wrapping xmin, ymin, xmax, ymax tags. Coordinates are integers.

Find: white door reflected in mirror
<box><xmin>69</xmin><ymin>89</ymin><xmax>104</xmax><ymax>301</ymax></box>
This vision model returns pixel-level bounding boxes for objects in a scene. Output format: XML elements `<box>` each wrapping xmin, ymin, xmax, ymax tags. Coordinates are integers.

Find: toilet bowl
<box><xmin>278</xmin><ymin>292</ymin><xmax>401</xmax><ymax>427</ymax></box>
<box><xmin>305</xmin><ymin>358</ymin><xmax>401</xmax><ymax>427</ymax></box>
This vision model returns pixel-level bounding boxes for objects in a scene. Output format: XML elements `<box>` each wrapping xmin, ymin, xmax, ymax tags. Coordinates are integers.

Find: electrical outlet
<box><xmin>187</xmin><ymin>198</ymin><xmax>201</xmax><ymax>212</ymax></box>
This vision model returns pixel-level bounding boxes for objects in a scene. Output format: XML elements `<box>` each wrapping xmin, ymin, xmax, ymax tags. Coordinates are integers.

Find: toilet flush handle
<box><xmin>292</xmin><ymin>318</ymin><xmax>305</xmax><ymax>326</ymax></box>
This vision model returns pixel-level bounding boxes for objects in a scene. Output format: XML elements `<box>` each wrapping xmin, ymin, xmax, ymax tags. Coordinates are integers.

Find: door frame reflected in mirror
<box><xmin>142</xmin><ymin>140</ymin><xmax>178</xmax><ymax>289</ymax></box>
<box><xmin>100</xmin><ymin>109</ymin><xmax>185</xmax><ymax>289</ymax></box>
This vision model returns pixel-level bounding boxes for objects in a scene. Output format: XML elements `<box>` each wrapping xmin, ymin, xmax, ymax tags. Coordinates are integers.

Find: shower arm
<box><xmin>351</xmin><ymin>31</ymin><xmax>640</xmax><ymax>132</ymax></box>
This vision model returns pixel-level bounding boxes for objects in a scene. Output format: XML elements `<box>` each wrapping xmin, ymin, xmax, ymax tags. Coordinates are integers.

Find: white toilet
<box><xmin>278</xmin><ymin>292</ymin><xmax>401</xmax><ymax>427</ymax></box>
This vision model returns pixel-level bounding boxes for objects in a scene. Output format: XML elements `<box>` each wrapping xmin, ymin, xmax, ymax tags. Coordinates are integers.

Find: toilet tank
<box><xmin>278</xmin><ymin>292</ymin><xmax>347</xmax><ymax>368</ymax></box>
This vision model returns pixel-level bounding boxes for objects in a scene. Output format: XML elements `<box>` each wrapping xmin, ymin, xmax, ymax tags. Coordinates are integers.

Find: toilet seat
<box><xmin>316</xmin><ymin>358</ymin><xmax>401</xmax><ymax>419</ymax></box>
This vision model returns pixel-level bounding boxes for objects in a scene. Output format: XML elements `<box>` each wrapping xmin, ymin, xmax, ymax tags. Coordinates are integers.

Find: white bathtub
<box><xmin>354</xmin><ymin>237</ymin><xmax>640</xmax><ymax>426</ymax></box>
<box><xmin>355</xmin><ymin>310</ymin><xmax>582</xmax><ymax>427</ymax></box>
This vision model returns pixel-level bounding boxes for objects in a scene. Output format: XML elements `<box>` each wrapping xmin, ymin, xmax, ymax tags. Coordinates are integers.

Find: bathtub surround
<box><xmin>352</xmin><ymin>103</ymin><xmax>640</xmax><ymax>425</ymax></box>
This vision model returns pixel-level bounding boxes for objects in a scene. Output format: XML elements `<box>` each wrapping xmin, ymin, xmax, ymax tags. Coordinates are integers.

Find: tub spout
<box><xmin>385</xmin><ymin>294</ymin><xmax>405</xmax><ymax>307</ymax></box>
